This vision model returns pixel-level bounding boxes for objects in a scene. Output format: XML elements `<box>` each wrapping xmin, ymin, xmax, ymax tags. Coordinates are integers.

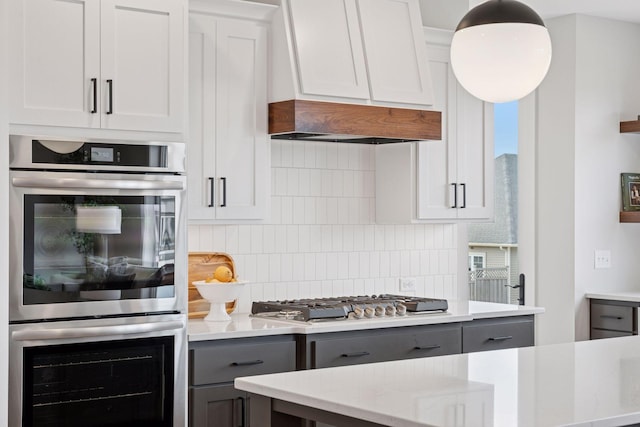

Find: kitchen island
<box><xmin>235</xmin><ymin>335</ymin><xmax>640</xmax><ymax>427</ymax></box>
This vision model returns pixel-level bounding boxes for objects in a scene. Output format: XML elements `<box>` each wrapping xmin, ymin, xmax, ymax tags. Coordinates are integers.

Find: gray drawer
<box><xmin>190</xmin><ymin>336</ymin><xmax>296</xmax><ymax>386</ymax></box>
<box><xmin>462</xmin><ymin>316</ymin><xmax>534</xmax><ymax>353</ymax></box>
<box><xmin>312</xmin><ymin>324</ymin><xmax>461</xmax><ymax>369</ymax></box>
<box><xmin>591</xmin><ymin>303</ymin><xmax>635</xmax><ymax>333</ymax></box>
<box><xmin>590</xmin><ymin>328</ymin><xmax>634</xmax><ymax>340</ymax></box>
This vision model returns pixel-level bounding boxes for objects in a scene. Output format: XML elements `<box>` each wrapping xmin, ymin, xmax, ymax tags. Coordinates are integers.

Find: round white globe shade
<box><xmin>451</xmin><ymin>22</ymin><xmax>552</xmax><ymax>103</ymax></box>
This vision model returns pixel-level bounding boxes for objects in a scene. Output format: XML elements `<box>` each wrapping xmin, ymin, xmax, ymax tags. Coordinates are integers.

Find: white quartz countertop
<box><xmin>188</xmin><ymin>300</ymin><xmax>544</xmax><ymax>341</ymax></box>
<box><xmin>235</xmin><ymin>335</ymin><xmax>640</xmax><ymax>427</ymax></box>
<box><xmin>585</xmin><ymin>291</ymin><xmax>640</xmax><ymax>303</ymax></box>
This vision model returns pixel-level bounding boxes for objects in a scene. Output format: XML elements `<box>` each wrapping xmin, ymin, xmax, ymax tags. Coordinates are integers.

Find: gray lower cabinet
<box><xmin>298</xmin><ymin>323</ymin><xmax>463</xmax><ymax>369</ymax></box>
<box><xmin>461</xmin><ymin>315</ymin><xmax>535</xmax><ymax>353</ymax></box>
<box><xmin>189</xmin><ymin>335</ymin><xmax>297</xmax><ymax>427</ymax></box>
<box><xmin>590</xmin><ymin>299</ymin><xmax>638</xmax><ymax>339</ymax></box>
<box><xmin>190</xmin><ymin>384</ymin><xmax>246</xmax><ymax>427</ymax></box>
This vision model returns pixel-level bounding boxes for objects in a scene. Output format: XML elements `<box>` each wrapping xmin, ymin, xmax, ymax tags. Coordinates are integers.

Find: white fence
<box><xmin>468</xmin><ymin>268</ymin><xmax>510</xmax><ymax>304</ymax></box>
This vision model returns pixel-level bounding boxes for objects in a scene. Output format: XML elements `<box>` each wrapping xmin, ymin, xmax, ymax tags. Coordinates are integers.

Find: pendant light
<box><xmin>450</xmin><ymin>0</ymin><xmax>552</xmax><ymax>103</ymax></box>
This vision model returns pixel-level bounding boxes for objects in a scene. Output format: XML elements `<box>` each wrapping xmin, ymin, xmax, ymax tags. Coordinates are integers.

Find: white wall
<box><xmin>0</xmin><ymin>0</ymin><xmax>9</xmax><ymax>422</ymax></box>
<box><xmin>573</xmin><ymin>15</ymin><xmax>640</xmax><ymax>340</ymax></box>
<box><xmin>533</xmin><ymin>14</ymin><xmax>640</xmax><ymax>343</ymax></box>
<box><xmin>188</xmin><ymin>141</ymin><xmax>461</xmax><ymax>311</ymax></box>
<box><xmin>534</xmin><ymin>15</ymin><xmax>578</xmax><ymax>345</ymax></box>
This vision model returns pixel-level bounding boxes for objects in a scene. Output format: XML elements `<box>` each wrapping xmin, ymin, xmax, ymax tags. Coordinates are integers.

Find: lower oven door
<box><xmin>9</xmin><ymin>313</ymin><xmax>186</xmax><ymax>427</ymax></box>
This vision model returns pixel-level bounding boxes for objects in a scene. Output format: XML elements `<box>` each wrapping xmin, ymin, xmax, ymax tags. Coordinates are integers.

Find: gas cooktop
<box><xmin>251</xmin><ymin>294</ymin><xmax>448</xmax><ymax>322</ymax></box>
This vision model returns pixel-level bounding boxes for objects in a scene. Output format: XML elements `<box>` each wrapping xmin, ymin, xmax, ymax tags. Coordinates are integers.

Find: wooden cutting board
<box><xmin>188</xmin><ymin>252</ymin><xmax>236</xmax><ymax>319</ymax></box>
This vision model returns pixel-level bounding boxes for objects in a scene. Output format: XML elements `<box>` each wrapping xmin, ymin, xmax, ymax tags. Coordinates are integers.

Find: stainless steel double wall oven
<box><xmin>9</xmin><ymin>135</ymin><xmax>188</xmax><ymax>427</ymax></box>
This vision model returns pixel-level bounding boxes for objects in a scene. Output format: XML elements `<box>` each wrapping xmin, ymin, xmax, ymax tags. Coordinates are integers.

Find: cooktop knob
<box><xmin>374</xmin><ymin>305</ymin><xmax>385</xmax><ymax>317</ymax></box>
<box><xmin>364</xmin><ymin>306</ymin><xmax>375</xmax><ymax>318</ymax></box>
<box><xmin>352</xmin><ymin>306</ymin><xmax>365</xmax><ymax>319</ymax></box>
<box><xmin>396</xmin><ymin>304</ymin><xmax>407</xmax><ymax>316</ymax></box>
<box><xmin>385</xmin><ymin>305</ymin><xmax>396</xmax><ymax>316</ymax></box>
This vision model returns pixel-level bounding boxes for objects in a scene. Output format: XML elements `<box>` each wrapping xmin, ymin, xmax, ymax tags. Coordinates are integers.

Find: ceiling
<box><xmin>469</xmin><ymin>0</ymin><xmax>640</xmax><ymax>25</ymax></box>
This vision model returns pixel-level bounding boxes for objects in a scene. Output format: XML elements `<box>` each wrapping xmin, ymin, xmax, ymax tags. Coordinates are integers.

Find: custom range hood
<box><xmin>268</xmin><ymin>0</ymin><xmax>442</xmax><ymax>144</ymax></box>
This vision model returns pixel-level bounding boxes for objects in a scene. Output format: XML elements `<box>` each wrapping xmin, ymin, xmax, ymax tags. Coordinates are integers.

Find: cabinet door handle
<box><xmin>600</xmin><ymin>315</ymin><xmax>623</xmax><ymax>320</ymax></box>
<box><xmin>451</xmin><ymin>183</ymin><xmax>458</xmax><ymax>208</ymax></box>
<box><xmin>207</xmin><ymin>177</ymin><xmax>214</xmax><ymax>207</ymax></box>
<box><xmin>413</xmin><ymin>344</ymin><xmax>441</xmax><ymax>351</ymax></box>
<box><xmin>106</xmin><ymin>79</ymin><xmax>113</xmax><ymax>114</ymax></box>
<box><xmin>233</xmin><ymin>397</ymin><xmax>245</xmax><ymax>427</ymax></box>
<box><xmin>341</xmin><ymin>351</ymin><xmax>370</xmax><ymax>358</ymax></box>
<box><xmin>460</xmin><ymin>183</ymin><xmax>466</xmax><ymax>208</ymax></box>
<box><xmin>488</xmin><ymin>336</ymin><xmax>513</xmax><ymax>341</ymax></box>
<box><xmin>231</xmin><ymin>360</ymin><xmax>264</xmax><ymax>366</ymax></box>
<box><xmin>90</xmin><ymin>78</ymin><xmax>97</xmax><ymax>114</ymax></box>
<box><xmin>220</xmin><ymin>177</ymin><xmax>227</xmax><ymax>207</ymax></box>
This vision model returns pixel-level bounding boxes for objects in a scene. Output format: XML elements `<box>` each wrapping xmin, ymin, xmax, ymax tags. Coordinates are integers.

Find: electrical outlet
<box><xmin>594</xmin><ymin>250</ymin><xmax>611</xmax><ymax>269</ymax></box>
<box><xmin>399</xmin><ymin>277</ymin><xmax>417</xmax><ymax>292</ymax></box>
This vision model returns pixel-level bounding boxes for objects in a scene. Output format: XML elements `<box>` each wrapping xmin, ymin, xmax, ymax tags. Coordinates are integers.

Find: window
<box><xmin>468</xmin><ymin>252</ymin><xmax>486</xmax><ymax>271</ymax></box>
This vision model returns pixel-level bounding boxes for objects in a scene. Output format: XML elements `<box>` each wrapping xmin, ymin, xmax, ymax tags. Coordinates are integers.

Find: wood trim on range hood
<box><xmin>269</xmin><ymin>100</ymin><xmax>442</xmax><ymax>144</ymax></box>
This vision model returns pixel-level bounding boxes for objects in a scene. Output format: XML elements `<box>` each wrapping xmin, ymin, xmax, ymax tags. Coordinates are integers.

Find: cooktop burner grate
<box><xmin>251</xmin><ymin>294</ymin><xmax>448</xmax><ymax>322</ymax></box>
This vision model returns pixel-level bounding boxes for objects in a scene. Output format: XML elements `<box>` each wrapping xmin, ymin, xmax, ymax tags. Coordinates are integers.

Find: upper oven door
<box><xmin>9</xmin><ymin>170</ymin><xmax>187</xmax><ymax>322</ymax></box>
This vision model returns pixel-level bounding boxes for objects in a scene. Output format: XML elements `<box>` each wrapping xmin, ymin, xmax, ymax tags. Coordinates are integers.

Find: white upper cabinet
<box><xmin>9</xmin><ymin>0</ymin><xmax>185</xmax><ymax>133</ymax></box>
<box><xmin>188</xmin><ymin>7</ymin><xmax>270</xmax><ymax>222</ymax></box>
<box><xmin>274</xmin><ymin>0</ymin><xmax>434</xmax><ymax>106</ymax></box>
<box><xmin>376</xmin><ymin>33</ymin><xmax>493</xmax><ymax>223</ymax></box>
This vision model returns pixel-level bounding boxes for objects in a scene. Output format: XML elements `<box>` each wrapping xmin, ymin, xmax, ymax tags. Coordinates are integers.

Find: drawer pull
<box><xmin>231</xmin><ymin>360</ymin><xmax>264</xmax><ymax>367</ymax></box>
<box><xmin>488</xmin><ymin>336</ymin><xmax>513</xmax><ymax>341</ymax></box>
<box><xmin>414</xmin><ymin>345</ymin><xmax>441</xmax><ymax>351</ymax></box>
<box><xmin>600</xmin><ymin>315</ymin><xmax>623</xmax><ymax>320</ymax></box>
<box><xmin>341</xmin><ymin>351</ymin><xmax>370</xmax><ymax>358</ymax></box>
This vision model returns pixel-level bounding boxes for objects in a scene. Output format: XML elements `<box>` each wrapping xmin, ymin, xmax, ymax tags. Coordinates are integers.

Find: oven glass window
<box><xmin>23</xmin><ymin>336</ymin><xmax>174</xmax><ymax>427</ymax></box>
<box><xmin>23</xmin><ymin>195</ymin><xmax>175</xmax><ymax>305</ymax></box>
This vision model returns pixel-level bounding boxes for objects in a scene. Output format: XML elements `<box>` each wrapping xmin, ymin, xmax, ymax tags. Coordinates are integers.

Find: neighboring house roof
<box><xmin>468</xmin><ymin>154</ymin><xmax>518</xmax><ymax>244</ymax></box>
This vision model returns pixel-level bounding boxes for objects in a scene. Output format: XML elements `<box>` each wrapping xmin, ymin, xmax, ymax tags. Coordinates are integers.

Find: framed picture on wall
<box><xmin>621</xmin><ymin>173</ymin><xmax>640</xmax><ymax>211</ymax></box>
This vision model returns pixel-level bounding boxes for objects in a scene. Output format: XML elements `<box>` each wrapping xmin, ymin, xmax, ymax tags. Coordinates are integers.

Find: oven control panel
<box><xmin>31</xmin><ymin>140</ymin><xmax>168</xmax><ymax>168</ymax></box>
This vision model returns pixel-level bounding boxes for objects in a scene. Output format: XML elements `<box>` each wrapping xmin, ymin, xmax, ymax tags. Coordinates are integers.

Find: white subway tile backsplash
<box><xmin>304</xmin><ymin>143</ymin><xmax>316</xmax><ymax>169</ymax></box>
<box><xmin>287</xmin><ymin>169</ymin><xmax>299</xmax><ymax>196</ymax></box>
<box><xmin>269</xmin><ymin>254</ymin><xmax>282</xmax><ymax>282</ymax></box>
<box><xmin>274</xmin><ymin>168</ymin><xmax>287</xmax><ymax>196</ymax></box>
<box><xmin>292</xmin><ymin>143</ymin><xmax>305</xmax><ymax>168</ymax></box>
<box><xmin>292</xmin><ymin>253</ymin><xmax>304</xmax><ymax>281</ymax></box>
<box><xmin>298</xmin><ymin>169</ymin><xmax>310</xmax><ymax>196</ymax></box>
<box><xmin>187</xmin><ymin>141</ymin><xmax>460</xmax><ymax>311</ymax></box>
<box><xmin>281</xmin><ymin>197</ymin><xmax>293</xmax><ymax>224</ymax></box>
<box><xmin>343</xmin><ymin>170</ymin><xmax>355</xmax><ymax>197</ymax></box>
<box><xmin>337</xmin><ymin>145</ymin><xmax>350</xmax><ymax>170</ymax></box>
<box><xmin>292</xmin><ymin>198</ymin><xmax>304</xmax><ymax>224</ymax></box>
<box><xmin>304</xmin><ymin>198</ymin><xmax>316</xmax><ymax>224</ymax></box>
<box><xmin>238</xmin><ymin>226</ymin><xmax>251</xmax><ymax>254</ymax></box>
<box><xmin>348</xmin><ymin>252</ymin><xmax>359</xmax><ymax>278</ymax></box>
<box><xmin>225</xmin><ymin>225</ymin><xmax>239</xmax><ymax>254</ymax></box>
<box><xmin>326</xmin><ymin>144</ymin><xmax>338</xmax><ymax>169</ymax></box>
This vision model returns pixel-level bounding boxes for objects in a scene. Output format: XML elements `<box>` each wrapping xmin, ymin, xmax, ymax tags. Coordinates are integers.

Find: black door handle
<box><xmin>451</xmin><ymin>183</ymin><xmax>458</xmax><ymax>208</ymax></box>
<box><xmin>600</xmin><ymin>315</ymin><xmax>623</xmax><ymax>320</ymax></box>
<box><xmin>207</xmin><ymin>177</ymin><xmax>214</xmax><ymax>207</ymax></box>
<box><xmin>488</xmin><ymin>336</ymin><xmax>513</xmax><ymax>341</ymax></box>
<box><xmin>220</xmin><ymin>177</ymin><xmax>227</xmax><ymax>207</ymax></box>
<box><xmin>90</xmin><ymin>78</ymin><xmax>97</xmax><ymax>114</ymax></box>
<box><xmin>413</xmin><ymin>344</ymin><xmax>441</xmax><ymax>351</ymax></box>
<box><xmin>106</xmin><ymin>79</ymin><xmax>113</xmax><ymax>114</ymax></box>
<box><xmin>341</xmin><ymin>351</ymin><xmax>370</xmax><ymax>358</ymax></box>
<box><xmin>460</xmin><ymin>183</ymin><xmax>466</xmax><ymax>208</ymax></box>
<box><xmin>231</xmin><ymin>360</ymin><xmax>264</xmax><ymax>366</ymax></box>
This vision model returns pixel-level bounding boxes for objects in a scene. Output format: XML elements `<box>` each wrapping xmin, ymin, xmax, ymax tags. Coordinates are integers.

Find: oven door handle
<box><xmin>12</xmin><ymin>320</ymin><xmax>185</xmax><ymax>342</ymax></box>
<box><xmin>12</xmin><ymin>177</ymin><xmax>184</xmax><ymax>191</ymax></box>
